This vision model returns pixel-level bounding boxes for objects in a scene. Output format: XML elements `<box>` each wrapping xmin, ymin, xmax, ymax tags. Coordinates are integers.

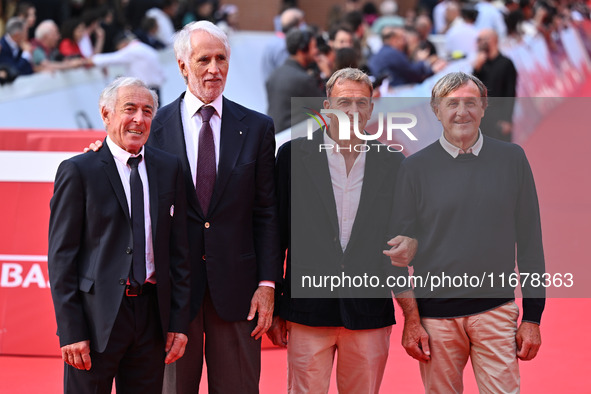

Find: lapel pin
<box><xmin>239</xmin><ymin>131</ymin><xmax>243</xmax><ymax>135</ymax></box>
<box><xmin>170</xmin><ymin>205</ymin><xmax>174</xmax><ymax>217</ymax></box>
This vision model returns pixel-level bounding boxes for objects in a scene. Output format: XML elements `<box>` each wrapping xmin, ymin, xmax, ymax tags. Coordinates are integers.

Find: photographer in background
<box><xmin>472</xmin><ymin>28</ymin><xmax>517</xmax><ymax>142</ymax></box>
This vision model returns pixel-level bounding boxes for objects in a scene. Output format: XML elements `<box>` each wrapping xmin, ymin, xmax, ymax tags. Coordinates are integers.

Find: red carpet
<box><xmin>2</xmin><ymin>90</ymin><xmax>591</xmax><ymax>393</ymax></box>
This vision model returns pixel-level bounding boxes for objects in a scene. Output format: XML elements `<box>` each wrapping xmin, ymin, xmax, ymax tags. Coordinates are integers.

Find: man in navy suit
<box><xmin>151</xmin><ymin>21</ymin><xmax>282</xmax><ymax>393</ymax></box>
<box><xmin>48</xmin><ymin>77</ymin><xmax>190</xmax><ymax>394</ymax></box>
<box><xmin>0</xmin><ymin>17</ymin><xmax>33</xmax><ymax>77</ymax></box>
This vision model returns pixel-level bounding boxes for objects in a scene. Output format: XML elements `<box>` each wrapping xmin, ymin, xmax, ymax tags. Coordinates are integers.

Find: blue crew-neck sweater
<box><xmin>392</xmin><ymin>136</ymin><xmax>545</xmax><ymax>323</ymax></box>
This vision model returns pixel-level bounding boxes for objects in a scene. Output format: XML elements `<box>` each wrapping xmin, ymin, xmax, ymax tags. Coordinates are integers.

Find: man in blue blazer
<box><xmin>0</xmin><ymin>17</ymin><xmax>33</xmax><ymax>77</ymax></box>
<box><xmin>150</xmin><ymin>21</ymin><xmax>282</xmax><ymax>393</ymax></box>
<box><xmin>48</xmin><ymin>77</ymin><xmax>190</xmax><ymax>394</ymax></box>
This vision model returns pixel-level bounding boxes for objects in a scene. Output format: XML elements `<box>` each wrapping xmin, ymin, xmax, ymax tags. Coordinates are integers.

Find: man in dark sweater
<box><xmin>473</xmin><ymin>28</ymin><xmax>517</xmax><ymax>142</ymax></box>
<box><xmin>392</xmin><ymin>72</ymin><xmax>545</xmax><ymax>393</ymax></box>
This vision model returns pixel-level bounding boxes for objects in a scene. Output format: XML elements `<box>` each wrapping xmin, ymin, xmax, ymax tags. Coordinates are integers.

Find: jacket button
<box><xmin>126</xmin><ymin>247</ymin><xmax>132</xmax><ymax>254</ymax></box>
<box><xmin>119</xmin><ymin>279</ymin><xmax>126</xmax><ymax>285</ymax></box>
<box><xmin>202</xmin><ymin>255</ymin><xmax>206</xmax><ymax>261</ymax></box>
<box><xmin>204</xmin><ymin>222</ymin><xmax>210</xmax><ymax>229</ymax></box>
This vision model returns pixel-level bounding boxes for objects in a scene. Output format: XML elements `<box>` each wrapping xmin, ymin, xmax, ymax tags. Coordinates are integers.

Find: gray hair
<box><xmin>99</xmin><ymin>77</ymin><xmax>158</xmax><ymax>124</ymax></box>
<box><xmin>430</xmin><ymin>71</ymin><xmax>488</xmax><ymax>112</ymax></box>
<box><xmin>280</xmin><ymin>8</ymin><xmax>304</xmax><ymax>33</ymax></box>
<box><xmin>173</xmin><ymin>20</ymin><xmax>231</xmax><ymax>64</ymax></box>
<box><xmin>5</xmin><ymin>17</ymin><xmax>26</xmax><ymax>35</ymax></box>
<box><xmin>34</xmin><ymin>20</ymin><xmax>57</xmax><ymax>40</ymax></box>
<box><xmin>326</xmin><ymin>67</ymin><xmax>373</xmax><ymax>99</ymax></box>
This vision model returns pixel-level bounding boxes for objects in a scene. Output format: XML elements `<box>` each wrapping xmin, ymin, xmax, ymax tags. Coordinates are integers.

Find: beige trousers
<box><xmin>420</xmin><ymin>302</ymin><xmax>520</xmax><ymax>394</ymax></box>
<box><xmin>286</xmin><ymin>322</ymin><xmax>392</xmax><ymax>394</ymax></box>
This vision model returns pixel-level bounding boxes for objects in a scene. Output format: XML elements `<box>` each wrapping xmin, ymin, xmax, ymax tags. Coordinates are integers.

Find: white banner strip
<box><xmin>0</xmin><ymin>151</ymin><xmax>77</xmax><ymax>182</ymax></box>
<box><xmin>0</xmin><ymin>254</ymin><xmax>48</xmax><ymax>262</ymax></box>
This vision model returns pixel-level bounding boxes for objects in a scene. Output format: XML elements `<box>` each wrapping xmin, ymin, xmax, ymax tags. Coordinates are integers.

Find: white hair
<box><xmin>99</xmin><ymin>77</ymin><xmax>158</xmax><ymax>126</ymax></box>
<box><xmin>173</xmin><ymin>20</ymin><xmax>231</xmax><ymax>64</ymax></box>
<box><xmin>34</xmin><ymin>20</ymin><xmax>57</xmax><ymax>40</ymax></box>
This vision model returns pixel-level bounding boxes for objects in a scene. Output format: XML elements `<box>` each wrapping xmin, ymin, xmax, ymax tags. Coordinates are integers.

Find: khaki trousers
<box><xmin>420</xmin><ymin>302</ymin><xmax>520</xmax><ymax>394</ymax></box>
<box><xmin>286</xmin><ymin>322</ymin><xmax>391</xmax><ymax>394</ymax></box>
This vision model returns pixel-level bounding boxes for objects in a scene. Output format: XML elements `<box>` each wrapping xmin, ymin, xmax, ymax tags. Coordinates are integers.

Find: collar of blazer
<box><xmin>150</xmin><ymin>93</ymin><xmax>250</xmax><ymax>219</ymax></box>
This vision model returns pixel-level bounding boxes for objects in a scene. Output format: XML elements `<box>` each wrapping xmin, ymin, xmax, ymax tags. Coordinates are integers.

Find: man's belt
<box><xmin>125</xmin><ymin>282</ymin><xmax>156</xmax><ymax>297</ymax></box>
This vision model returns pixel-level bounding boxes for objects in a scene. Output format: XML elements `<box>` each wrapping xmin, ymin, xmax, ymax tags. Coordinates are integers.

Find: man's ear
<box><xmin>100</xmin><ymin>106</ymin><xmax>110</xmax><ymax>126</ymax></box>
<box><xmin>433</xmin><ymin>106</ymin><xmax>440</xmax><ymax>121</ymax></box>
<box><xmin>323</xmin><ymin>99</ymin><xmax>330</xmax><ymax>110</ymax></box>
<box><xmin>178</xmin><ymin>58</ymin><xmax>188</xmax><ymax>79</ymax></box>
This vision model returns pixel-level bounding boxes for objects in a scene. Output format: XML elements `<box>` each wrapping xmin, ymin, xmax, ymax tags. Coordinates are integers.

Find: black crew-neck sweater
<box><xmin>392</xmin><ymin>136</ymin><xmax>545</xmax><ymax>323</ymax></box>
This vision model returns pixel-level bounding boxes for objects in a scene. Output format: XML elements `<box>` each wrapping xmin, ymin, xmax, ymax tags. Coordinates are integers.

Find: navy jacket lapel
<box><xmin>144</xmin><ymin>146</ymin><xmax>159</xmax><ymax>237</ymax></box>
<box><xmin>99</xmin><ymin>141</ymin><xmax>130</xmax><ymax>222</ymax></box>
<box><xmin>301</xmin><ymin>129</ymin><xmax>339</xmax><ymax>236</ymax></box>
<box><xmin>207</xmin><ymin>97</ymin><xmax>247</xmax><ymax>215</ymax></box>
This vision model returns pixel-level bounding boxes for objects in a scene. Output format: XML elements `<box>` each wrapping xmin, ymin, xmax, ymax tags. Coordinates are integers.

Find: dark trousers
<box><xmin>163</xmin><ymin>289</ymin><xmax>261</xmax><ymax>394</ymax></box>
<box><xmin>64</xmin><ymin>288</ymin><xmax>165</xmax><ymax>394</ymax></box>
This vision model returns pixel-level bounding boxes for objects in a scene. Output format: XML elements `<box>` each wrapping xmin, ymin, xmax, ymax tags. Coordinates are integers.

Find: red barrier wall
<box><xmin>0</xmin><ymin>128</ymin><xmax>275</xmax><ymax>356</ymax></box>
<box><xmin>0</xmin><ymin>129</ymin><xmax>106</xmax><ymax>356</ymax></box>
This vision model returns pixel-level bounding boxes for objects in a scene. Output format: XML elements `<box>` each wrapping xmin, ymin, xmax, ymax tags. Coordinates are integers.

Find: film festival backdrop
<box><xmin>1</xmin><ymin>24</ymin><xmax>591</xmax><ymax>358</ymax></box>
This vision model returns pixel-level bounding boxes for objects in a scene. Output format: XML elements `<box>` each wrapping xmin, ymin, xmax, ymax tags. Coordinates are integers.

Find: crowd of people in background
<box><xmin>1</xmin><ymin>0</ymin><xmax>591</xmax><ymax>136</ymax></box>
<box><xmin>260</xmin><ymin>0</ymin><xmax>591</xmax><ymax>135</ymax></box>
<box><xmin>0</xmin><ymin>0</ymin><xmax>240</xmax><ymax>84</ymax></box>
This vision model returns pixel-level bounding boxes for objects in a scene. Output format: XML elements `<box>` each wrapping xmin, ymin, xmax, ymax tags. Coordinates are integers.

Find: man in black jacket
<box><xmin>268</xmin><ymin>68</ymin><xmax>427</xmax><ymax>393</ymax></box>
<box><xmin>265</xmin><ymin>27</ymin><xmax>324</xmax><ymax>133</ymax></box>
<box><xmin>473</xmin><ymin>28</ymin><xmax>517</xmax><ymax>142</ymax></box>
<box><xmin>48</xmin><ymin>77</ymin><xmax>190</xmax><ymax>394</ymax></box>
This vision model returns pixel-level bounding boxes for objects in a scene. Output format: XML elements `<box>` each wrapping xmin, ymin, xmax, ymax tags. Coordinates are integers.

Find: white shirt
<box><xmin>105</xmin><ymin>137</ymin><xmax>155</xmax><ymax>283</ymax></box>
<box><xmin>475</xmin><ymin>2</ymin><xmax>507</xmax><ymax>39</ymax></box>
<box><xmin>433</xmin><ymin>0</ymin><xmax>451</xmax><ymax>34</ymax></box>
<box><xmin>180</xmin><ymin>90</ymin><xmax>274</xmax><ymax>288</ymax></box>
<box><xmin>324</xmin><ymin>132</ymin><xmax>366</xmax><ymax>251</ymax></box>
<box><xmin>439</xmin><ymin>130</ymin><xmax>484</xmax><ymax>157</ymax></box>
<box><xmin>146</xmin><ymin>8</ymin><xmax>175</xmax><ymax>46</ymax></box>
<box><xmin>78</xmin><ymin>33</ymin><xmax>94</xmax><ymax>58</ymax></box>
<box><xmin>92</xmin><ymin>40</ymin><xmax>165</xmax><ymax>87</ymax></box>
<box><xmin>445</xmin><ymin>18</ymin><xmax>479</xmax><ymax>59</ymax></box>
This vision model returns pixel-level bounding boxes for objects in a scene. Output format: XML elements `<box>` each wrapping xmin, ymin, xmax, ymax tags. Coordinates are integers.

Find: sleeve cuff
<box><xmin>259</xmin><ymin>280</ymin><xmax>275</xmax><ymax>289</ymax></box>
<box><xmin>522</xmin><ymin>297</ymin><xmax>545</xmax><ymax>325</ymax></box>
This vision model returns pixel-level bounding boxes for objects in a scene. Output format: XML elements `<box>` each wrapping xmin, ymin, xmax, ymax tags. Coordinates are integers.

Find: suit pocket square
<box><xmin>170</xmin><ymin>205</ymin><xmax>174</xmax><ymax>217</ymax></box>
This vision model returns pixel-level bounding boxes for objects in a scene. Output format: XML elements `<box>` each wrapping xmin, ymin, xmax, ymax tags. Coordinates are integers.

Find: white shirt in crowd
<box><xmin>146</xmin><ymin>7</ymin><xmax>175</xmax><ymax>46</ymax></box>
<box><xmin>78</xmin><ymin>33</ymin><xmax>94</xmax><ymax>58</ymax></box>
<box><xmin>475</xmin><ymin>1</ymin><xmax>508</xmax><ymax>39</ymax></box>
<box><xmin>445</xmin><ymin>18</ymin><xmax>479</xmax><ymax>59</ymax></box>
<box><xmin>92</xmin><ymin>40</ymin><xmax>165</xmax><ymax>87</ymax></box>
